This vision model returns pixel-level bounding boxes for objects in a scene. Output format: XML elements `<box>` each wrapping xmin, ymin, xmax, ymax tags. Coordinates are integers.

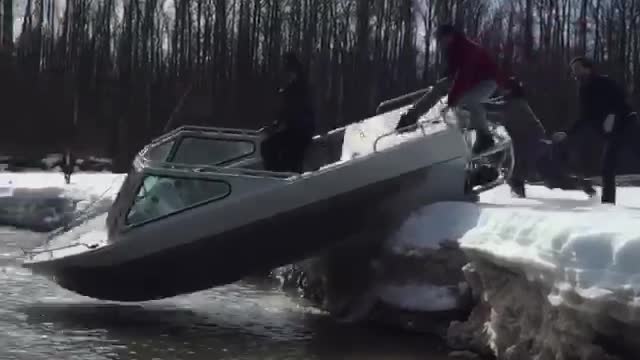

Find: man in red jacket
<box><xmin>435</xmin><ymin>24</ymin><xmax>503</xmax><ymax>154</ymax></box>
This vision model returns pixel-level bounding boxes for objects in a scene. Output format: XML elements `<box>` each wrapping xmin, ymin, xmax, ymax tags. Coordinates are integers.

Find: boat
<box><xmin>21</xmin><ymin>94</ymin><xmax>513</xmax><ymax>302</ymax></box>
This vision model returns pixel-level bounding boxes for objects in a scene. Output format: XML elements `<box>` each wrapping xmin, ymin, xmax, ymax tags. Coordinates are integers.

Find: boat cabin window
<box><xmin>172</xmin><ymin>137</ymin><xmax>255</xmax><ymax>166</ymax></box>
<box><xmin>126</xmin><ymin>175</ymin><xmax>231</xmax><ymax>226</ymax></box>
<box><xmin>146</xmin><ymin>140</ymin><xmax>175</xmax><ymax>162</ymax></box>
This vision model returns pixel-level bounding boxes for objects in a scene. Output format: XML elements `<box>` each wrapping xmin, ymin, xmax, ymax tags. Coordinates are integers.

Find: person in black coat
<box><xmin>261</xmin><ymin>52</ymin><xmax>316</xmax><ymax>173</ymax></box>
<box><xmin>553</xmin><ymin>57</ymin><xmax>639</xmax><ymax>204</ymax></box>
<box><xmin>496</xmin><ymin>77</ymin><xmax>595</xmax><ymax>198</ymax></box>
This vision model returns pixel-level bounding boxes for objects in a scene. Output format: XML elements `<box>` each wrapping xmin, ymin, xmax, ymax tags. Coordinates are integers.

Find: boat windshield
<box><xmin>141</xmin><ymin>133</ymin><xmax>258</xmax><ymax>167</ymax></box>
<box><xmin>171</xmin><ymin>136</ymin><xmax>255</xmax><ymax>166</ymax></box>
<box><xmin>126</xmin><ymin>174</ymin><xmax>231</xmax><ymax>226</ymax></box>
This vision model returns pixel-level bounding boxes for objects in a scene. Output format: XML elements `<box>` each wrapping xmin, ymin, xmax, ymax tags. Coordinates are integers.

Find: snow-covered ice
<box><xmin>0</xmin><ymin>172</ymin><xmax>125</xmax><ymax>232</ymax></box>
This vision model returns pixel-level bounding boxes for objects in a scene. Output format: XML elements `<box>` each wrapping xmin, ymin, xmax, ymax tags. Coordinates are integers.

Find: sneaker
<box><xmin>581</xmin><ymin>180</ymin><xmax>597</xmax><ymax>198</ymax></box>
<box><xmin>583</xmin><ymin>185</ymin><xmax>597</xmax><ymax>198</ymax></box>
<box><xmin>508</xmin><ymin>179</ymin><xmax>526</xmax><ymax>198</ymax></box>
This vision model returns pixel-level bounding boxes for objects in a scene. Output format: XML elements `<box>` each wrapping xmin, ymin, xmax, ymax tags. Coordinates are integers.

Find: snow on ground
<box><xmin>0</xmin><ymin>172</ymin><xmax>123</xmax><ymax>198</ymax></box>
<box><xmin>475</xmin><ymin>185</ymin><xmax>640</xmax><ymax>325</ymax></box>
<box><xmin>380</xmin><ymin>184</ymin><xmax>640</xmax><ymax>323</ymax></box>
<box><xmin>0</xmin><ymin>172</ymin><xmax>125</xmax><ymax>232</ymax></box>
<box><xmin>382</xmin><ymin>183</ymin><xmax>640</xmax><ymax>357</ymax></box>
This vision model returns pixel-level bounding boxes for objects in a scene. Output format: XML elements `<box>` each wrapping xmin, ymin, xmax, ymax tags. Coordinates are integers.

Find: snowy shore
<box><xmin>283</xmin><ymin>185</ymin><xmax>640</xmax><ymax>359</ymax></box>
<box><xmin>4</xmin><ymin>170</ymin><xmax>640</xmax><ymax>359</ymax></box>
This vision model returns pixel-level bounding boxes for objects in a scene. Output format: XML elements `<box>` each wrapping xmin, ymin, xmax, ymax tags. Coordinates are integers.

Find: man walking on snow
<box><xmin>497</xmin><ymin>77</ymin><xmax>596</xmax><ymax>198</ymax></box>
<box><xmin>435</xmin><ymin>24</ymin><xmax>503</xmax><ymax>154</ymax></box>
<box><xmin>554</xmin><ymin>57</ymin><xmax>639</xmax><ymax>204</ymax></box>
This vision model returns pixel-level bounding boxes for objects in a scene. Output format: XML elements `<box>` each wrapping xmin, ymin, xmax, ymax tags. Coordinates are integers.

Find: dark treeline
<box><xmin>0</xmin><ymin>0</ymin><xmax>638</xmax><ymax>170</ymax></box>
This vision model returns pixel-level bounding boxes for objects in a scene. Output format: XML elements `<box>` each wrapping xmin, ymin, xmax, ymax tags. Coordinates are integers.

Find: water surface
<box><xmin>1</xmin><ymin>228</ymin><xmax>451</xmax><ymax>360</ymax></box>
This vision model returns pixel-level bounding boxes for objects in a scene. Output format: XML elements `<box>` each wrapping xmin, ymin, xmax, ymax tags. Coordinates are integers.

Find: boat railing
<box><xmin>375</xmin><ymin>87</ymin><xmax>432</xmax><ymax>115</ymax></box>
<box><xmin>372</xmin><ymin>107</ymin><xmax>514</xmax><ymax>193</ymax></box>
<box><xmin>22</xmin><ymin>241</ymin><xmax>99</xmax><ymax>261</ymax></box>
<box><xmin>153</xmin><ymin>125</ymin><xmax>262</xmax><ymax>143</ymax></box>
<box><xmin>138</xmin><ymin>156</ymin><xmax>298</xmax><ymax>180</ymax></box>
<box><xmin>372</xmin><ymin>114</ymin><xmax>444</xmax><ymax>152</ymax></box>
<box><xmin>138</xmin><ymin>124</ymin><xmax>268</xmax><ymax>167</ymax></box>
<box><xmin>143</xmin><ymin>125</ymin><xmax>264</xmax><ymax>156</ymax></box>
<box><xmin>310</xmin><ymin>97</ymin><xmax>420</xmax><ymax>144</ymax></box>
<box><xmin>469</xmin><ymin>138</ymin><xmax>515</xmax><ymax>194</ymax></box>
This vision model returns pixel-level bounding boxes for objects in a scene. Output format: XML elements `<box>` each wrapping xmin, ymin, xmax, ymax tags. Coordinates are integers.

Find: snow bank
<box><xmin>0</xmin><ymin>172</ymin><xmax>124</xmax><ymax>232</ymax></box>
<box><xmin>369</xmin><ymin>203</ymin><xmax>477</xmax><ymax>315</ymax></box>
<box><xmin>286</xmin><ymin>182</ymin><xmax>640</xmax><ymax>357</ymax></box>
<box><xmin>387</xmin><ymin>185</ymin><xmax>640</xmax><ymax>324</ymax></box>
<box><xmin>384</xmin><ymin>184</ymin><xmax>640</xmax><ymax>359</ymax></box>
<box><xmin>471</xmin><ymin>185</ymin><xmax>640</xmax><ymax>326</ymax></box>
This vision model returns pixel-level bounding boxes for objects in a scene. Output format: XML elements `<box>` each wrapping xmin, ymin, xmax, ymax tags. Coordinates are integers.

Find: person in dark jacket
<box><xmin>261</xmin><ymin>52</ymin><xmax>316</xmax><ymax>173</ymax></box>
<box><xmin>435</xmin><ymin>24</ymin><xmax>505</xmax><ymax>154</ymax></box>
<box><xmin>498</xmin><ymin>77</ymin><xmax>596</xmax><ymax>198</ymax></box>
<box><xmin>553</xmin><ymin>57</ymin><xmax>639</xmax><ymax>204</ymax></box>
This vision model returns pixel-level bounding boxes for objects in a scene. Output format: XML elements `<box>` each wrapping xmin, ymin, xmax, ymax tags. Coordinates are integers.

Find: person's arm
<box><xmin>396</xmin><ymin>77</ymin><xmax>452</xmax><ymax>131</ymax></box>
<box><xmin>410</xmin><ymin>77</ymin><xmax>451</xmax><ymax>116</ymax></box>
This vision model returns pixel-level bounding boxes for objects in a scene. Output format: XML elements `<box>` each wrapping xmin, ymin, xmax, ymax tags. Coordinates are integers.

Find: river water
<box><xmin>0</xmin><ymin>227</ymin><xmax>452</xmax><ymax>360</ymax></box>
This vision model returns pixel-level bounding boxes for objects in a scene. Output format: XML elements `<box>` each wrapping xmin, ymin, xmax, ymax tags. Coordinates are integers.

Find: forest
<box><xmin>0</xmin><ymin>0</ymin><xmax>638</xmax><ymax>170</ymax></box>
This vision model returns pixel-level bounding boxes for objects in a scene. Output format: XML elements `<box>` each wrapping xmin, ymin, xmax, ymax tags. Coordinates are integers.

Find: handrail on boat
<box><xmin>372</xmin><ymin>105</ymin><xmax>515</xmax><ymax>194</ymax></box>
<box><xmin>145</xmin><ymin>125</ymin><xmax>264</xmax><ymax>151</ymax></box>
<box><xmin>22</xmin><ymin>241</ymin><xmax>99</xmax><ymax>260</ymax></box>
<box><xmin>469</xmin><ymin>139</ymin><xmax>515</xmax><ymax>194</ymax></box>
<box><xmin>372</xmin><ymin>115</ymin><xmax>443</xmax><ymax>152</ymax></box>
<box><xmin>163</xmin><ymin>125</ymin><xmax>262</xmax><ymax>139</ymax></box>
<box><xmin>375</xmin><ymin>87</ymin><xmax>433</xmax><ymax>115</ymax></box>
<box><xmin>138</xmin><ymin>125</ymin><xmax>268</xmax><ymax>165</ymax></box>
<box><xmin>136</xmin><ymin>156</ymin><xmax>298</xmax><ymax>180</ymax></box>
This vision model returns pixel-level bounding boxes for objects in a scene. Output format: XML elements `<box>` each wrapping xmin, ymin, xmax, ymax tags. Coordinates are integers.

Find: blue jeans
<box><xmin>456</xmin><ymin>80</ymin><xmax>498</xmax><ymax>135</ymax></box>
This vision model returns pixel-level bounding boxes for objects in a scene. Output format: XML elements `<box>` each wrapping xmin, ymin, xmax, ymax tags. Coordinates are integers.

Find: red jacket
<box><xmin>445</xmin><ymin>34</ymin><xmax>505</xmax><ymax>106</ymax></box>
